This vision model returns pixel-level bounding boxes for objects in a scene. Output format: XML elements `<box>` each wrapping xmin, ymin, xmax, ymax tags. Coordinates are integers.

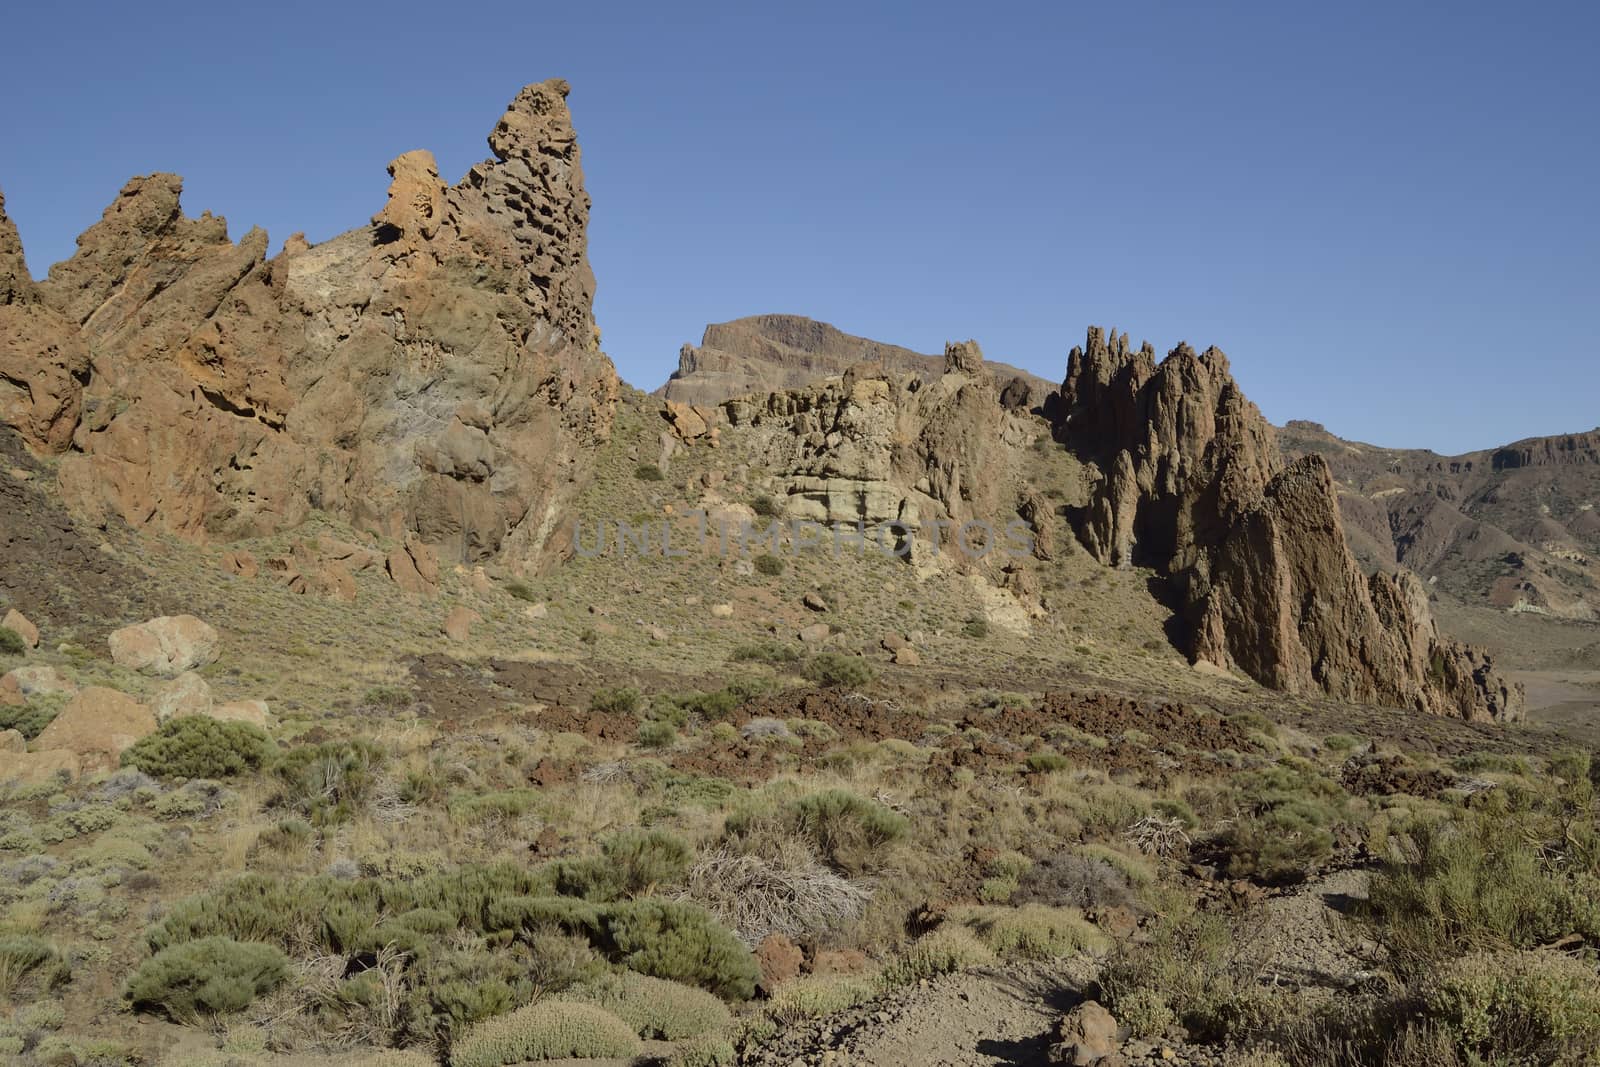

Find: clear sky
<box><xmin>1</xmin><ymin>1</ymin><xmax>1594</xmax><ymax>453</ymax></box>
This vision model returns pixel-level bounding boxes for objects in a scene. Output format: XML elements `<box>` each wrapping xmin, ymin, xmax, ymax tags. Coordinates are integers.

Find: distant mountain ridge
<box><xmin>654</xmin><ymin>313</ymin><xmax>1054</xmax><ymax>406</ymax></box>
<box><xmin>1281</xmin><ymin>420</ymin><xmax>1600</xmax><ymax>620</ymax></box>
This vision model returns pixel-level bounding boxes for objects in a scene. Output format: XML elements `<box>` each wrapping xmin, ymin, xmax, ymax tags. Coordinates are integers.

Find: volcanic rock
<box><xmin>2</xmin><ymin>608</ymin><xmax>38</xmax><ymax>648</ymax></box>
<box><xmin>1050</xmin><ymin>326</ymin><xmax>1522</xmax><ymax>722</ymax></box>
<box><xmin>33</xmin><ymin>685</ymin><xmax>156</xmax><ymax>770</ymax></box>
<box><xmin>3</xmin><ymin>79</ymin><xmax>616</xmax><ymax>576</ymax></box>
<box><xmin>108</xmin><ymin>615</ymin><xmax>220</xmax><ymax>677</ymax></box>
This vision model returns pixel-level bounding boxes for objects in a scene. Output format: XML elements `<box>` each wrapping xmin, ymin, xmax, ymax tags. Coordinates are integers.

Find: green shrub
<box><xmin>402</xmin><ymin>941</ymin><xmax>537</xmax><ymax>1046</ymax></box>
<box><xmin>270</xmin><ymin>738</ymin><xmax>385</xmax><ymax>824</ymax></box>
<box><xmin>730</xmin><ymin>641</ymin><xmax>803</xmax><ymax>665</ymax></box>
<box><xmin>553</xmin><ymin>829</ymin><xmax>692</xmax><ymax>901</ymax></box>
<box><xmin>1025</xmin><ymin>751</ymin><xmax>1071</xmax><ymax>773</ymax></box>
<box><xmin>559</xmin><ymin>970</ymin><xmax>731</xmax><ymax>1039</ymax></box>
<box><xmin>505</xmin><ymin>580</ymin><xmax>538</xmax><ymax>603</ymax></box>
<box><xmin>767</xmin><ymin>973</ymin><xmax>881</xmax><ymax>1023</ymax></box>
<box><xmin>1208</xmin><ymin>761</ymin><xmax>1351</xmax><ymax>882</ymax></box>
<box><xmin>1362</xmin><ymin>811</ymin><xmax>1600</xmax><ymax>978</ymax></box>
<box><xmin>638</xmin><ymin>721</ymin><xmax>677</xmax><ymax>749</ymax></box>
<box><xmin>961</xmin><ymin>616</ymin><xmax>989</xmax><ymax>639</ymax></box>
<box><xmin>601</xmin><ymin>900</ymin><xmax>760</xmax><ymax>1001</ymax></box>
<box><xmin>950</xmin><ymin>905</ymin><xmax>1110</xmax><ymax>960</ymax></box>
<box><xmin>1424</xmin><ymin>949</ymin><xmax>1600</xmax><ymax>1062</ymax></box>
<box><xmin>124</xmin><ymin>937</ymin><xmax>288</xmax><ymax>1022</ymax></box>
<box><xmin>634</xmin><ymin>464</ymin><xmax>665</xmax><ymax>482</ymax></box>
<box><xmin>0</xmin><ymin>936</ymin><xmax>70</xmax><ymax>997</ymax></box>
<box><xmin>802</xmin><ymin>653</ymin><xmax>874</xmax><ymax>688</ymax></box>
<box><xmin>1099</xmin><ymin>909</ymin><xmax>1273</xmax><ymax>1043</ymax></box>
<box><xmin>121</xmin><ymin>717</ymin><xmax>275</xmax><ymax>780</ymax></box>
<box><xmin>0</xmin><ymin>628</ymin><xmax>25</xmax><ymax>655</ymax></box>
<box><xmin>753</xmin><ymin>553</ymin><xmax>785</xmax><ymax>576</ymax></box>
<box><xmin>451</xmin><ymin>1000</ymin><xmax>640</xmax><ymax>1066</ymax></box>
<box><xmin>591</xmin><ymin>686</ymin><xmax>642</xmax><ymax>714</ymax></box>
<box><xmin>0</xmin><ymin>700</ymin><xmax>58</xmax><ymax>740</ymax></box>
<box><xmin>787</xmin><ymin>789</ymin><xmax>907</xmax><ymax>866</ymax></box>
<box><xmin>667</xmin><ymin>1034</ymin><xmax>739</xmax><ymax>1067</ymax></box>
<box><xmin>750</xmin><ymin>495</ymin><xmax>780</xmax><ymax>518</ymax></box>
<box><xmin>881</xmin><ymin>926</ymin><xmax>995</xmax><ymax>985</ymax></box>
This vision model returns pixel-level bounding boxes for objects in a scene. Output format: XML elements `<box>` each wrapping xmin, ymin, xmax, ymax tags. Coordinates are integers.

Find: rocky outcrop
<box><xmin>1</xmin><ymin>79</ymin><xmax>616</xmax><ymax>575</ymax></box>
<box><xmin>658</xmin><ymin>314</ymin><xmax>1054</xmax><ymax>407</ymax></box>
<box><xmin>1052</xmin><ymin>326</ymin><xmax>1522</xmax><ymax>722</ymax></box>
<box><xmin>724</xmin><ymin>342</ymin><xmax>1033</xmax><ymax>553</ymax></box>
<box><xmin>0</xmin><ymin>191</ymin><xmax>89</xmax><ymax>453</ymax></box>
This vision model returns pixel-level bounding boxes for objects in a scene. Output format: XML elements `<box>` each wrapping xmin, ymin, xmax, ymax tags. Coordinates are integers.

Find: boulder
<box><xmin>0</xmin><ymin>666</ymin><xmax>77</xmax><ymax>704</ymax></box>
<box><xmin>802</xmin><ymin>592</ymin><xmax>829</xmax><ymax>612</ymax></box>
<box><xmin>891</xmin><ymin>646</ymin><xmax>921</xmax><ymax>666</ymax></box>
<box><xmin>210</xmin><ymin>699</ymin><xmax>271</xmax><ymax>727</ymax></box>
<box><xmin>0</xmin><ymin>749</ymin><xmax>80</xmax><ymax>787</ymax></box>
<box><xmin>108</xmin><ymin>615</ymin><xmax>220</xmax><ymax>677</ymax></box>
<box><xmin>443</xmin><ymin>606</ymin><xmax>481</xmax><ymax>642</ymax></box>
<box><xmin>33</xmin><ymin>686</ymin><xmax>156</xmax><ymax>769</ymax></box>
<box><xmin>755</xmin><ymin>933</ymin><xmax>804</xmax><ymax>992</ymax></box>
<box><xmin>1049</xmin><ymin>1000</ymin><xmax>1121</xmax><ymax>1066</ymax></box>
<box><xmin>709</xmin><ymin>603</ymin><xmax>734</xmax><ymax>618</ymax></box>
<box><xmin>798</xmin><ymin>623</ymin><xmax>831</xmax><ymax>643</ymax></box>
<box><xmin>0</xmin><ymin>728</ymin><xmax>23</xmax><ymax>752</ymax></box>
<box><xmin>152</xmin><ymin>671</ymin><xmax>214</xmax><ymax>723</ymax></box>
<box><xmin>220</xmin><ymin>550</ymin><xmax>259</xmax><ymax>578</ymax></box>
<box><xmin>2</xmin><ymin>609</ymin><xmax>39</xmax><ymax>648</ymax></box>
<box><xmin>388</xmin><ymin>534</ymin><xmax>441</xmax><ymax>598</ymax></box>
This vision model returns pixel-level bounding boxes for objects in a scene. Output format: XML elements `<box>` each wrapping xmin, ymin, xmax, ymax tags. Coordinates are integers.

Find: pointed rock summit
<box><xmin>1050</xmin><ymin>325</ymin><xmax>1523</xmax><ymax>722</ymax></box>
<box><xmin>0</xmin><ymin>78</ymin><xmax>616</xmax><ymax>573</ymax></box>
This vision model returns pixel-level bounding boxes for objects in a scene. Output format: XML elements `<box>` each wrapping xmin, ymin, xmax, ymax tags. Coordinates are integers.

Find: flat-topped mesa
<box><xmin>0</xmin><ymin>78</ymin><xmax>617</xmax><ymax>575</ymax></box>
<box><xmin>1049</xmin><ymin>325</ymin><xmax>1523</xmax><ymax>723</ymax></box>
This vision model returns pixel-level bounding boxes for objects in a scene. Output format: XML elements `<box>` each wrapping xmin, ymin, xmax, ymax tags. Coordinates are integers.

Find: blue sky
<box><xmin>1</xmin><ymin>1</ymin><xmax>1594</xmax><ymax>453</ymax></box>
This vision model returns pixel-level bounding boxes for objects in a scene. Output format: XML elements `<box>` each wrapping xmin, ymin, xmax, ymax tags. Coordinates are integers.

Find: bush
<box><xmin>0</xmin><ymin>936</ymin><xmax>70</xmax><ymax>997</ymax></box>
<box><xmin>638</xmin><ymin>721</ymin><xmax>677</xmax><ymax>749</ymax></box>
<box><xmin>0</xmin><ymin>628</ymin><xmax>25</xmax><ymax>655</ymax></box>
<box><xmin>802</xmin><ymin>653</ymin><xmax>874</xmax><ymax>688</ymax></box>
<box><xmin>124</xmin><ymin>937</ymin><xmax>288</xmax><ymax>1021</ymax></box>
<box><xmin>881</xmin><ymin>926</ymin><xmax>995</xmax><ymax>985</ymax></box>
<box><xmin>667</xmin><ymin>1034</ymin><xmax>738</xmax><ymax>1067</ymax></box>
<box><xmin>0</xmin><ymin>699</ymin><xmax>58</xmax><ymax>740</ymax></box>
<box><xmin>402</xmin><ymin>941</ymin><xmax>537</xmax><ymax>1046</ymax></box>
<box><xmin>753</xmin><ymin>553</ymin><xmax>785</xmax><ymax>576</ymax></box>
<box><xmin>634</xmin><ymin>464</ymin><xmax>665</xmax><ymax>482</ymax></box>
<box><xmin>1208</xmin><ymin>761</ymin><xmax>1351</xmax><ymax>883</ymax></box>
<box><xmin>682</xmin><ymin>844</ymin><xmax>871</xmax><ymax>944</ymax></box>
<box><xmin>559</xmin><ymin>970</ymin><xmax>732</xmax><ymax>1039</ymax></box>
<box><xmin>1424</xmin><ymin>949</ymin><xmax>1600</xmax><ymax>1062</ymax></box>
<box><xmin>961</xmin><ymin>616</ymin><xmax>989</xmax><ymax>639</ymax></box>
<box><xmin>553</xmin><ymin>829</ymin><xmax>692</xmax><ymax>901</ymax></box>
<box><xmin>768</xmin><ymin>973</ymin><xmax>881</xmax><ymax>1023</ymax></box>
<box><xmin>450</xmin><ymin>1000</ymin><xmax>641</xmax><ymax>1067</ymax></box>
<box><xmin>601</xmin><ymin>900</ymin><xmax>760</xmax><ymax>1001</ymax></box>
<box><xmin>750</xmin><ymin>495</ymin><xmax>781</xmax><ymax>518</ymax></box>
<box><xmin>786</xmin><ymin>789</ymin><xmax>907</xmax><ymax>867</ymax></box>
<box><xmin>504</xmin><ymin>580</ymin><xmax>538</xmax><ymax>603</ymax></box>
<box><xmin>730</xmin><ymin>641</ymin><xmax>803</xmax><ymax>665</ymax></box>
<box><xmin>121</xmin><ymin>717</ymin><xmax>275</xmax><ymax>780</ymax></box>
<box><xmin>1361</xmin><ymin>811</ymin><xmax>1600</xmax><ymax>978</ymax></box>
<box><xmin>950</xmin><ymin>905</ymin><xmax>1110</xmax><ymax>960</ymax></box>
<box><xmin>271</xmin><ymin>738</ymin><xmax>385</xmax><ymax>824</ymax></box>
<box><xmin>1099</xmin><ymin>909</ymin><xmax>1273</xmax><ymax>1044</ymax></box>
<box><xmin>591</xmin><ymin>686</ymin><xmax>642</xmax><ymax>714</ymax></box>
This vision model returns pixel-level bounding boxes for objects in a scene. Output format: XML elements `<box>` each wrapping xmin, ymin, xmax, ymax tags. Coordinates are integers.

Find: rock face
<box><xmin>1051</xmin><ymin>326</ymin><xmax>1523</xmax><ymax>722</ymax></box>
<box><xmin>657</xmin><ymin>314</ymin><xmax>1054</xmax><ymax>407</ymax></box>
<box><xmin>725</xmin><ymin>342</ymin><xmax>1033</xmax><ymax>549</ymax></box>
<box><xmin>0</xmin><ymin>79</ymin><xmax>616</xmax><ymax>575</ymax></box>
